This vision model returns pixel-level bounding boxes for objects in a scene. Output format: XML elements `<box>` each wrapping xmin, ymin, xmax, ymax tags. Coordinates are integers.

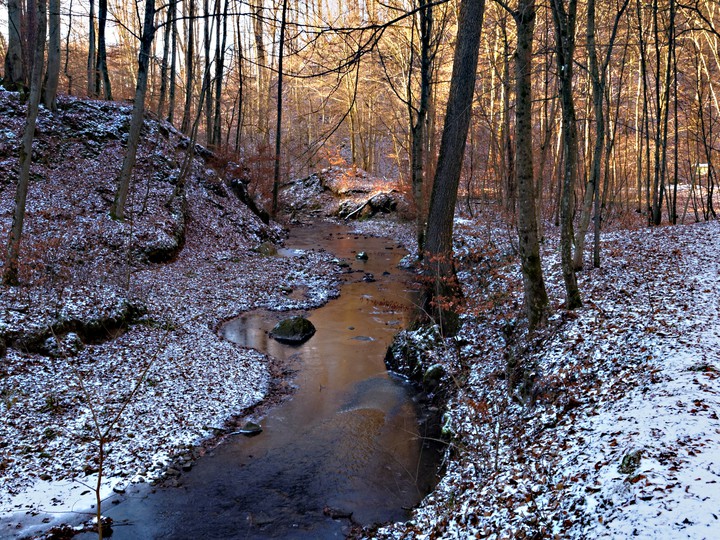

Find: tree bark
<box><xmin>202</xmin><ymin>0</ymin><xmax>213</xmax><ymax>146</ymax></box>
<box><xmin>271</xmin><ymin>0</ymin><xmax>288</xmax><ymax>218</ymax></box>
<box><xmin>43</xmin><ymin>0</ymin><xmax>60</xmax><ymax>110</ymax></box>
<box><xmin>212</xmin><ymin>0</ymin><xmax>229</xmax><ymax>146</ymax></box>
<box><xmin>87</xmin><ymin>0</ymin><xmax>96</xmax><ymax>96</ymax></box>
<box><xmin>111</xmin><ymin>0</ymin><xmax>157</xmax><ymax>220</ymax></box>
<box><xmin>410</xmin><ymin>0</ymin><xmax>433</xmax><ymax>256</ymax></box>
<box><xmin>4</xmin><ymin>0</ymin><xmax>25</xmax><ymax>86</ymax></box>
<box><xmin>550</xmin><ymin>0</ymin><xmax>582</xmax><ymax>310</ymax></box>
<box><xmin>158</xmin><ymin>0</ymin><xmax>173</xmax><ymax>117</ymax></box>
<box><xmin>513</xmin><ymin>0</ymin><xmax>549</xmax><ymax>327</ymax></box>
<box><xmin>423</xmin><ymin>0</ymin><xmax>485</xmax><ymax>335</ymax></box>
<box><xmin>4</xmin><ymin>0</ymin><xmax>46</xmax><ymax>285</ymax></box>
<box><xmin>167</xmin><ymin>0</ymin><xmax>177</xmax><ymax>123</ymax></box>
<box><xmin>95</xmin><ymin>0</ymin><xmax>112</xmax><ymax>99</ymax></box>
<box><xmin>181</xmin><ymin>0</ymin><xmax>196</xmax><ymax>134</ymax></box>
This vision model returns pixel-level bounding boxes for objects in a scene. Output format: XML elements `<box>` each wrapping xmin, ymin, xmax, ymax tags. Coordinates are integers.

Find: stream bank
<box><xmin>69</xmin><ymin>223</ymin><xmax>444</xmax><ymax>539</ymax></box>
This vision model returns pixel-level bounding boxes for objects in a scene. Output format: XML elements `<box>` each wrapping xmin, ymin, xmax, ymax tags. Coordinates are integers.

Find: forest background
<box><xmin>2</xmin><ymin>0</ymin><xmax>720</xmax><ymax>325</ymax></box>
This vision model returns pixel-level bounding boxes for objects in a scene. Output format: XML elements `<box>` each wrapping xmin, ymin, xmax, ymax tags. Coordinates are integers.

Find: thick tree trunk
<box><xmin>4</xmin><ymin>0</ymin><xmax>46</xmax><ymax>285</ymax></box>
<box><xmin>513</xmin><ymin>0</ymin><xmax>549</xmax><ymax>327</ymax></box>
<box><xmin>4</xmin><ymin>0</ymin><xmax>25</xmax><ymax>86</ymax></box>
<box><xmin>111</xmin><ymin>0</ymin><xmax>157</xmax><ymax>220</ymax></box>
<box><xmin>423</xmin><ymin>0</ymin><xmax>485</xmax><ymax>335</ymax></box>
<box><xmin>43</xmin><ymin>0</ymin><xmax>60</xmax><ymax>110</ymax></box>
<box><xmin>550</xmin><ymin>0</ymin><xmax>582</xmax><ymax>309</ymax></box>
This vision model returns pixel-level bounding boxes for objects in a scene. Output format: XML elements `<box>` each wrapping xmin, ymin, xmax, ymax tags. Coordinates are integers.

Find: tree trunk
<box><xmin>253</xmin><ymin>1</ymin><xmax>268</xmax><ymax>143</ymax></box>
<box><xmin>167</xmin><ymin>0</ymin><xmax>177</xmax><ymax>123</ymax></box>
<box><xmin>550</xmin><ymin>0</ymin><xmax>582</xmax><ymax>310</ymax></box>
<box><xmin>4</xmin><ymin>0</ymin><xmax>25</xmax><ymax>86</ymax></box>
<box><xmin>87</xmin><ymin>0</ymin><xmax>96</xmax><ymax>95</ymax></box>
<box><xmin>158</xmin><ymin>0</ymin><xmax>173</xmax><ymax>117</ymax></box>
<box><xmin>43</xmin><ymin>0</ymin><xmax>60</xmax><ymax>110</ymax></box>
<box><xmin>181</xmin><ymin>0</ymin><xmax>196</xmax><ymax>134</ymax></box>
<box><xmin>271</xmin><ymin>0</ymin><xmax>287</xmax><ymax>218</ymax></box>
<box><xmin>410</xmin><ymin>0</ymin><xmax>433</xmax><ymax>256</ymax></box>
<box><xmin>95</xmin><ymin>0</ymin><xmax>112</xmax><ymax>99</ymax></box>
<box><xmin>212</xmin><ymin>0</ymin><xmax>229</xmax><ymax>146</ymax></box>
<box><xmin>3</xmin><ymin>0</ymin><xmax>46</xmax><ymax>285</ymax></box>
<box><xmin>423</xmin><ymin>0</ymin><xmax>485</xmax><ymax>335</ymax></box>
<box><xmin>63</xmin><ymin>0</ymin><xmax>74</xmax><ymax>93</ymax></box>
<box><xmin>202</xmin><ymin>0</ymin><xmax>213</xmax><ymax>146</ymax></box>
<box><xmin>513</xmin><ymin>0</ymin><xmax>549</xmax><ymax>327</ymax></box>
<box><xmin>574</xmin><ymin>0</ymin><xmax>628</xmax><ymax>270</ymax></box>
<box><xmin>111</xmin><ymin>0</ymin><xmax>157</xmax><ymax>220</ymax></box>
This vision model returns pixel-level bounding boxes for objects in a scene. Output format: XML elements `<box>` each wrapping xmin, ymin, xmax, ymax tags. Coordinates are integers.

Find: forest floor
<box><xmin>371</xmin><ymin>211</ymin><xmax>720</xmax><ymax>539</ymax></box>
<box><xmin>0</xmin><ymin>88</ymin><xmax>341</xmax><ymax>537</ymax></box>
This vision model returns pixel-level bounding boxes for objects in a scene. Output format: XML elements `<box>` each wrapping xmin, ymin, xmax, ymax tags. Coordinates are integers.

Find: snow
<box><xmin>2</xmin><ymin>84</ymin><xmax>720</xmax><ymax>538</ymax></box>
<box><xmin>0</xmin><ymin>89</ymin><xmax>340</xmax><ymax>537</ymax></box>
<box><xmin>374</xmin><ymin>216</ymin><xmax>720</xmax><ymax>539</ymax></box>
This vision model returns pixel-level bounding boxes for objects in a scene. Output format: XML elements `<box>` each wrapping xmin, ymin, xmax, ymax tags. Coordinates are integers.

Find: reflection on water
<box><xmin>103</xmin><ymin>225</ymin><xmax>440</xmax><ymax>539</ymax></box>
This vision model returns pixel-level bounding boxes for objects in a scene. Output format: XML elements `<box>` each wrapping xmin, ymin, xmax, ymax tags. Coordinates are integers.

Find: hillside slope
<box><xmin>0</xmin><ymin>89</ymin><xmax>339</xmax><ymax>535</ymax></box>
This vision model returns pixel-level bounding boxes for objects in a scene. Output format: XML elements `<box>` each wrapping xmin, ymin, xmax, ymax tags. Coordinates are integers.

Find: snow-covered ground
<box><xmin>375</xmin><ymin>216</ymin><xmax>720</xmax><ymax>539</ymax></box>
<box><xmin>0</xmin><ymin>90</ymin><xmax>340</xmax><ymax>537</ymax></box>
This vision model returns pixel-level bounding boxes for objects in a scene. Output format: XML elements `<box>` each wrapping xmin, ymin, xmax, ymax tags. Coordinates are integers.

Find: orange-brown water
<box><xmin>102</xmin><ymin>224</ymin><xmax>441</xmax><ymax>539</ymax></box>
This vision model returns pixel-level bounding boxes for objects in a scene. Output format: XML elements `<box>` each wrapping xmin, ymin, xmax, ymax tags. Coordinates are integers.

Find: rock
<box><xmin>255</xmin><ymin>241</ymin><xmax>278</xmax><ymax>256</ymax></box>
<box><xmin>0</xmin><ymin>337</ymin><xmax>6</xmax><ymax>358</ymax></box>
<box><xmin>368</xmin><ymin>192</ymin><xmax>397</xmax><ymax>213</ymax></box>
<box><xmin>362</xmin><ymin>273</ymin><xmax>375</xmax><ymax>282</ymax></box>
<box><xmin>619</xmin><ymin>449</ymin><xmax>643</xmax><ymax>475</ymax></box>
<box><xmin>237</xmin><ymin>421</ymin><xmax>263</xmax><ymax>436</ymax></box>
<box><xmin>423</xmin><ymin>364</ymin><xmax>446</xmax><ymax>390</ymax></box>
<box><xmin>356</xmin><ymin>251</ymin><xmax>369</xmax><ymax>260</ymax></box>
<box><xmin>323</xmin><ymin>505</ymin><xmax>353</xmax><ymax>519</ymax></box>
<box><xmin>43</xmin><ymin>332</ymin><xmax>84</xmax><ymax>358</ymax></box>
<box><xmin>270</xmin><ymin>316</ymin><xmax>316</xmax><ymax>344</ymax></box>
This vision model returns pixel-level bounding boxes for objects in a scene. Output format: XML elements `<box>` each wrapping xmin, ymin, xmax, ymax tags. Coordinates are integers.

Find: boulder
<box><xmin>270</xmin><ymin>316</ymin><xmax>316</xmax><ymax>344</ymax></box>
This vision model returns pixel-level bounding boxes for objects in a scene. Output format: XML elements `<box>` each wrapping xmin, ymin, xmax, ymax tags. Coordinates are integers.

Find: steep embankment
<box><xmin>0</xmin><ymin>89</ymin><xmax>339</xmax><ymax>533</ymax></box>
<box><xmin>374</xmin><ymin>215</ymin><xmax>720</xmax><ymax>539</ymax></box>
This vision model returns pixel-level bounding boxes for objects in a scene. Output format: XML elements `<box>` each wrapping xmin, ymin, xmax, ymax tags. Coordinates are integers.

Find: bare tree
<box><xmin>87</xmin><ymin>0</ymin><xmax>96</xmax><ymax>95</ymax></box>
<box><xmin>550</xmin><ymin>0</ymin><xmax>582</xmax><ymax>309</ymax></box>
<box><xmin>95</xmin><ymin>0</ymin><xmax>112</xmax><ymax>99</ymax></box>
<box><xmin>271</xmin><ymin>0</ymin><xmax>288</xmax><ymax>218</ymax></box>
<box><xmin>181</xmin><ymin>0</ymin><xmax>196</xmax><ymax>134</ymax></box>
<box><xmin>4</xmin><ymin>0</ymin><xmax>47</xmax><ymax>285</ymax></box>
<box><xmin>423</xmin><ymin>0</ymin><xmax>486</xmax><ymax>335</ymax></box>
<box><xmin>43</xmin><ymin>0</ymin><xmax>61</xmax><ymax>110</ymax></box>
<box><xmin>111</xmin><ymin>0</ymin><xmax>157</xmax><ymax>220</ymax></box>
<box><xmin>497</xmin><ymin>0</ymin><xmax>550</xmax><ymax>328</ymax></box>
<box><xmin>4</xmin><ymin>0</ymin><xmax>25</xmax><ymax>87</ymax></box>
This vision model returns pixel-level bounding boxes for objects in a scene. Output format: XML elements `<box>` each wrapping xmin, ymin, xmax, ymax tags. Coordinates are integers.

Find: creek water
<box><xmin>100</xmin><ymin>224</ymin><xmax>441</xmax><ymax>539</ymax></box>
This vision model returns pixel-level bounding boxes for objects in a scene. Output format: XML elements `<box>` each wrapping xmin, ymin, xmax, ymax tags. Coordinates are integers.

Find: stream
<box><xmin>99</xmin><ymin>224</ymin><xmax>442</xmax><ymax>539</ymax></box>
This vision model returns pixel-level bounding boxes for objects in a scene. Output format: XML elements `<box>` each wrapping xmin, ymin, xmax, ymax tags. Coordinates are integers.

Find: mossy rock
<box><xmin>270</xmin><ymin>316</ymin><xmax>316</xmax><ymax>344</ymax></box>
<box><xmin>423</xmin><ymin>363</ymin><xmax>446</xmax><ymax>390</ymax></box>
<box><xmin>619</xmin><ymin>449</ymin><xmax>643</xmax><ymax>475</ymax></box>
<box><xmin>255</xmin><ymin>241</ymin><xmax>278</xmax><ymax>257</ymax></box>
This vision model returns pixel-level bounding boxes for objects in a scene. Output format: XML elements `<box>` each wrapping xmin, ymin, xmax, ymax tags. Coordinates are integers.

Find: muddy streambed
<box><xmin>95</xmin><ymin>224</ymin><xmax>441</xmax><ymax>539</ymax></box>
